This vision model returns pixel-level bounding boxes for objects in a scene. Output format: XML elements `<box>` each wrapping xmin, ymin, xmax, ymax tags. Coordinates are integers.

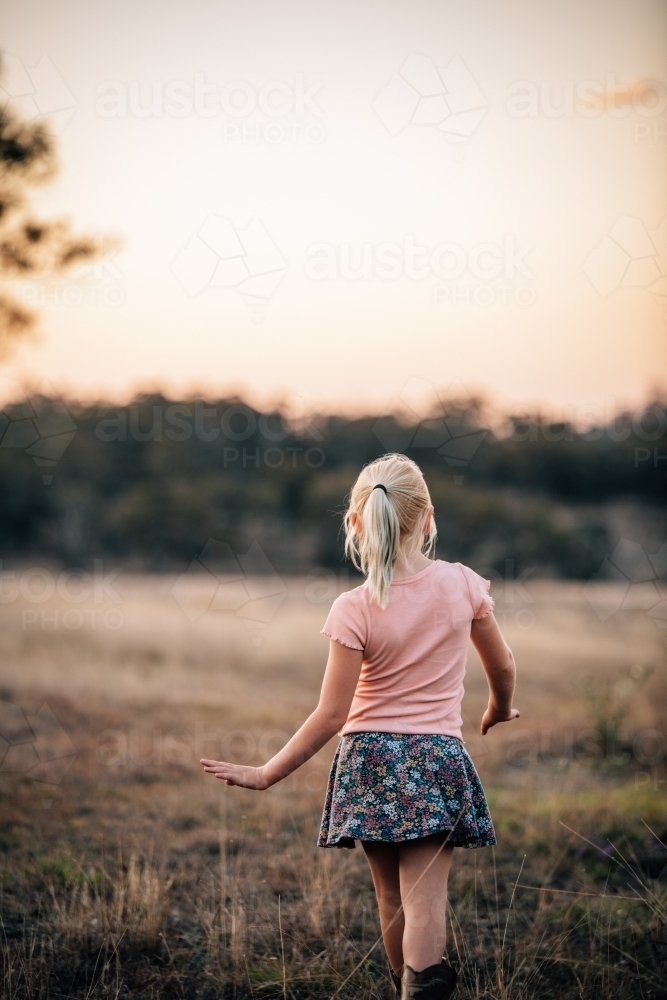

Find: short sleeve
<box><xmin>459</xmin><ymin>564</ymin><xmax>495</xmax><ymax>620</ymax></box>
<box><xmin>321</xmin><ymin>591</ymin><xmax>367</xmax><ymax>650</ymax></box>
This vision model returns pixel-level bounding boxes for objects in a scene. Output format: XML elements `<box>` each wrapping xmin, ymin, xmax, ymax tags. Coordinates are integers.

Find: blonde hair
<box><xmin>343</xmin><ymin>454</ymin><xmax>437</xmax><ymax>609</ymax></box>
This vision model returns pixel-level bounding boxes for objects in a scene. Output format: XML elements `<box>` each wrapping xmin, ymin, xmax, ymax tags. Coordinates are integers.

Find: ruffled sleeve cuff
<box><xmin>474</xmin><ymin>577</ymin><xmax>495</xmax><ymax>620</ymax></box>
<box><xmin>320</xmin><ymin>628</ymin><xmax>364</xmax><ymax>651</ymax></box>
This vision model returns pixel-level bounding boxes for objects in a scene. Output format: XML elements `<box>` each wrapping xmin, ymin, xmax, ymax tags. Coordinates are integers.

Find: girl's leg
<box><xmin>360</xmin><ymin>841</ymin><xmax>405</xmax><ymax>977</ymax></box>
<box><xmin>398</xmin><ymin>833</ymin><xmax>454</xmax><ymax>972</ymax></box>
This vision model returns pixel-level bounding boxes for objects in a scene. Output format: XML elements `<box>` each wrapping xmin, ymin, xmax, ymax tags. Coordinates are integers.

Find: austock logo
<box><xmin>584</xmin><ymin>539</ymin><xmax>667</xmax><ymax>643</ymax></box>
<box><xmin>373</xmin><ymin>377</ymin><xmax>487</xmax><ymax>484</ymax></box>
<box><xmin>0</xmin><ymin>53</ymin><xmax>76</xmax><ymax>135</ymax></box>
<box><xmin>0</xmin><ymin>377</ymin><xmax>77</xmax><ymax>484</ymax></box>
<box><xmin>0</xmin><ymin>700</ymin><xmax>77</xmax><ymax>806</ymax></box>
<box><xmin>171</xmin><ymin>539</ymin><xmax>287</xmax><ymax>645</ymax></box>
<box><xmin>94</xmin><ymin>73</ymin><xmax>325</xmax><ymax>136</ymax></box>
<box><xmin>583</xmin><ymin>215</ymin><xmax>667</xmax><ymax>306</ymax></box>
<box><xmin>372</xmin><ymin>53</ymin><xmax>488</xmax><ymax>156</ymax></box>
<box><xmin>170</xmin><ymin>215</ymin><xmax>287</xmax><ymax>313</ymax></box>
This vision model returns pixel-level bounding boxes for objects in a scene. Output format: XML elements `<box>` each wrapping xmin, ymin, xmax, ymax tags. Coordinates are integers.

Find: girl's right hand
<box><xmin>200</xmin><ymin>758</ymin><xmax>269</xmax><ymax>789</ymax></box>
<box><xmin>480</xmin><ymin>705</ymin><xmax>520</xmax><ymax>735</ymax></box>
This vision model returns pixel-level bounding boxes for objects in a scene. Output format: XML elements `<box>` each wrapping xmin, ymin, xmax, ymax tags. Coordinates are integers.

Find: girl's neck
<box><xmin>392</xmin><ymin>551</ymin><xmax>433</xmax><ymax>580</ymax></box>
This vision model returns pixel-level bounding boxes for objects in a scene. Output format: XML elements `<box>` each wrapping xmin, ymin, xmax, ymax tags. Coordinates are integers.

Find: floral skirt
<box><xmin>318</xmin><ymin>732</ymin><xmax>496</xmax><ymax>850</ymax></box>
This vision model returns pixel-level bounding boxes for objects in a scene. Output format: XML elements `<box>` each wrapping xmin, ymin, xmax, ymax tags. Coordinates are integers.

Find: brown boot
<box><xmin>401</xmin><ymin>961</ymin><xmax>457</xmax><ymax>1000</ymax></box>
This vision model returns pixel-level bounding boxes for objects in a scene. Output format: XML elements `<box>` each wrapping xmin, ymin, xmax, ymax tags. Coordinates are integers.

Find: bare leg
<box><xmin>361</xmin><ymin>841</ymin><xmax>405</xmax><ymax>977</ymax></box>
<box><xmin>398</xmin><ymin>833</ymin><xmax>454</xmax><ymax>972</ymax></box>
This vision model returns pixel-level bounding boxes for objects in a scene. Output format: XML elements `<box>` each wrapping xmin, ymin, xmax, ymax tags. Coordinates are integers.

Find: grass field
<box><xmin>1</xmin><ymin>572</ymin><xmax>666</xmax><ymax>998</ymax></box>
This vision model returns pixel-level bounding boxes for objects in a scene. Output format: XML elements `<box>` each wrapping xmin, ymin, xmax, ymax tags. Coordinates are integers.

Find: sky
<box><xmin>1</xmin><ymin>0</ymin><xmax>666</xmax><ymax>416</ymax></box>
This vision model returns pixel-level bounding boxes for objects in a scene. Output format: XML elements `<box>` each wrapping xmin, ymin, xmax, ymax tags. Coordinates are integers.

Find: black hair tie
<box><xmin>372</xmin><ymin>483</ymin><xmax>387</xmax><ymax>494</ymax></box>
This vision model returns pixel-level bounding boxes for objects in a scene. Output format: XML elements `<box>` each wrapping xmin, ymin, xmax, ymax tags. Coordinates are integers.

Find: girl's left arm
<box><xmin>200</xmin><ymin>639</ymin><xmax>363</xmax><ymax>789</ymax></box>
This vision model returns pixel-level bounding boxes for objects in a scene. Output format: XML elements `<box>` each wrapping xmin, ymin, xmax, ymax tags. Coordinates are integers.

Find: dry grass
<box><xmin>0</xmin><ymin>575</ymin><xmax>666</xmax><ymax>998</ymax></box>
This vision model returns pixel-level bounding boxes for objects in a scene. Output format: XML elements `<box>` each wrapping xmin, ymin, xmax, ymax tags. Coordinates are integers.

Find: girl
<box><xmin>201</xmin><ymin>454</ymin><xmax>519</xmax><ymax>999</ymax></box>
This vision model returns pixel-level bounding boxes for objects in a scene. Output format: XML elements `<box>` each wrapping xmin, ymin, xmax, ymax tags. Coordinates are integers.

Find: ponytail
<box><xmin>343</xmin><ymin>454</ymin><xmax>436</xmax><ymax>609</ymax></box>
<box><xmin>359</xmin><ymin>485</ymin><xmax>401</xmax><ymax>609</ymax></box>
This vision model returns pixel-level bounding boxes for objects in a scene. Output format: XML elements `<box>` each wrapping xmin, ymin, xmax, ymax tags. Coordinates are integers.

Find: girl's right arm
<box><xmin>470</xmin><ymin>613</ymin><xmax>520</xmax><ymax>735</ymax></box>
<box><xmin>201</xmin><ymin>638</ymin><xmax>363</xmax><ymax>788</ymax></box>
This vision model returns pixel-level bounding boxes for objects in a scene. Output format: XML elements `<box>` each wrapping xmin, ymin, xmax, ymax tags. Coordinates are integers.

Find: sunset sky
<box><xmin>2</xmin><ymin>0</ymin><xmax>666</xmax><ymax>416</ymax></box>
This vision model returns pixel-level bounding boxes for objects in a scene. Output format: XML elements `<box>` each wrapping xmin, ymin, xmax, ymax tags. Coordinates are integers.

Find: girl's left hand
<box><xmin>200</xmin><ymin>758</ymin><xmax>268</xmax><ymax>789</ymax></box>
<box><xmin>480</xmin><ymin>705</ymin><xmax>520</xmax><ymax>735</ymax></box>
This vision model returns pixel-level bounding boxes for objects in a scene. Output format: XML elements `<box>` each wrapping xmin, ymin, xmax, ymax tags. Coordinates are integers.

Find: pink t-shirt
<box><xmin>321</xmin><ymin>560</ymin><xmax>494</xmax><ymax>740</ymax></box>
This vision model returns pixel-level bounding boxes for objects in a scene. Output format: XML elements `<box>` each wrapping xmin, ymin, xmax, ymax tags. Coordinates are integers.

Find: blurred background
<box><xmin>0</xmin><ymin>0</ymin><xmax>665</xmax><ymax>579</ymax></box>
<box><xmin>0</xmin><ymin>1</ymin><xmax>666</xmax><ymax>998</ymax></box>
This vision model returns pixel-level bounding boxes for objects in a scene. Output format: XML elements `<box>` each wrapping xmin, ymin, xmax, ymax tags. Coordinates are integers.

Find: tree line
<box><xmin>0</xmin><ymin>392</ymin><xmax>665</xmax><ymax>578</ymax></box>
